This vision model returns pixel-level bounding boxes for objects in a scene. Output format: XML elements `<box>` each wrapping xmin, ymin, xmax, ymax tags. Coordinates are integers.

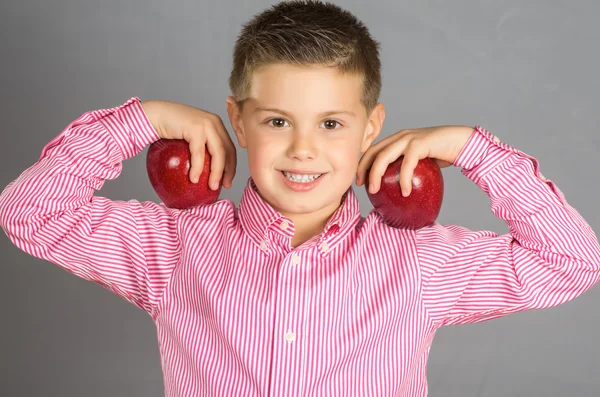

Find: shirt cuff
<box><xmin>95</xmin><ymin>97</ymin><xmax>161</xmax><ymax>161</ymax></box>
<box><xmin>453</xmin><ymin>125</ymin><xmax>520</xmax><ymax>185</ymax></box>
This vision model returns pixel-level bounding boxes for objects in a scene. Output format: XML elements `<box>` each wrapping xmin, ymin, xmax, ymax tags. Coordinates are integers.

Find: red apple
<box><xmin>366</xmin><ymin>156</ymin><xmax>443</xmax><ymax>229</ymax></box>
<box><xmin>146</xmin><ymin>139</ymin><xmax>221</xmax><ymax>209</ymax></box>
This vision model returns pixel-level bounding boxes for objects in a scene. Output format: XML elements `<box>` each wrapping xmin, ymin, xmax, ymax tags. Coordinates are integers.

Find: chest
<box><xmin>161</xmin><ymin>237</ymin><xmax>428</xmax><ymax>373</ymax></box>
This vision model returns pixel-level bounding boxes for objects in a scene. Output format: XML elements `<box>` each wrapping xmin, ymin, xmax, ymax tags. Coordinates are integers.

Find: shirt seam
<box><xmin>150</xmin><ymin>209</ymin><xmax>184</xmax><ymax>320</ymax></box>
<box><xmin>413</xmin><ymin>229</ymin><xmax>437</xmax><ymax>331</ymax></box>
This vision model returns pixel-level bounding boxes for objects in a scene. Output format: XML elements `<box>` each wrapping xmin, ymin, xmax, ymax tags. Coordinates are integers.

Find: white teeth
<box><xmin>283</xmin><ymin>171</ymin><xmax>322</xmax><ymax>183</ymax></box>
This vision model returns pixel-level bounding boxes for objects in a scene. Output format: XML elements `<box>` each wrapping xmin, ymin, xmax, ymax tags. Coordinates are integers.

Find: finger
<box><xmin>356</xmin><ymin>132</ymin><xmax>408</xmax><ymax>185</ymax></box>
<box><xmin>367</xmin><ymin>139</ymin><xmax>408</xmax><ymax>194</ymax></box>
<box><xmin>188</xmin><ymin>137</ymin><xmax>207</xmax><ymax>184</ymax></box>
<box><xmin>399</xmin><ymin>151</ymin><xmax>420</xmax><ymax>197</ymax></box>
<box><xmin>356</xmin><ymin>135</ymin><xmax>397</xmax><ymax>185</ymax></box>
<box><xmin>213</xmin><ymin>117</ymin><xmax>237</xmax><ymax>189</ymax></box>
<box><xmin>356</xmin><ymin>145</ymin><xmax>385</xmax><ymax>186</ymax></box>
<box><xmin>205</xmin><ymin>133</ymin><xmax>226</xmax><ymax>190</ymax></box>
<box><xmin>222</xmin><ymin>144</ymin><xmax>237</xmax><ymax>189</ymax></box>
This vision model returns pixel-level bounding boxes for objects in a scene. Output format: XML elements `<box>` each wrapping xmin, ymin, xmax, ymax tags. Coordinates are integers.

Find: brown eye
<box><xmin>321</xmin><ymin>120</ymin><xmax>341</xmax><ymax>129</ymax></box>
<box><xmin>269</xmin><ymin>118</ymin><xmax>289</xmax><ymax>128</ymax></box>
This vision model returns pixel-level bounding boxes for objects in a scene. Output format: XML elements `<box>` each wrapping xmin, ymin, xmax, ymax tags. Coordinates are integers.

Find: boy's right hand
<box><xmin>141</xmin><ymin>100</ymin><xmax>237</xmax><ymax>189</ymax></box>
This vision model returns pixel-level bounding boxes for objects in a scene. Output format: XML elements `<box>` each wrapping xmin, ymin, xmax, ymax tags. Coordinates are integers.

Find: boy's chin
<box><xmin>253</xmin><ymin>177</ymin><xmax>350</xmax><ymax>215</ymax></box>
<box><xmin>270</xmin><ymin>190</ymin><xmax>346</xmax><ymax>215</ymax></box>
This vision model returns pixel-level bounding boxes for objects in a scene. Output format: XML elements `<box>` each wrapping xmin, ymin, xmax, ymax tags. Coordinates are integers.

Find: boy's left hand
<box><xmin>356</xmin><ymin>125</ymin><xmax>475</xmax><ymax>197</ymax></box>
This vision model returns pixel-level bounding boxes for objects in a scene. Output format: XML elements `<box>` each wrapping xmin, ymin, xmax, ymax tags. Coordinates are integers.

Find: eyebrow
<box><xmin>253</xmin><ymin>107</ymin><xmax>356</xmax><ymax>118</ymax></box>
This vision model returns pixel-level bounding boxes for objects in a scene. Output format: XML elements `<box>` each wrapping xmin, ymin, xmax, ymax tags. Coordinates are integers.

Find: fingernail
<box><xmin>192</xmin><ymin>176</ymin><xmax>198</xmax><ymax>184</ymax></box>
<box><xmin>211</xmin><ymin>181</ymin><xmax>218</xmax><ymax>190</ymax></box>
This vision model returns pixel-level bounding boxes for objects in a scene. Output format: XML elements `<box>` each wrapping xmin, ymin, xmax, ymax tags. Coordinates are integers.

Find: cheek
<box><xmin>247</xmin><ymin>147</ymin><xmax>266</xmax><ymax>176</ymax></box>
<box><xmin>327</xmin><ymin>140</ymin><xmax>362</xmax><ymax>171</ymax></box>
<box><xmin>247</xmin><ymin>135</ymin><xmax>279</xmax><ymax>173</ymax></box>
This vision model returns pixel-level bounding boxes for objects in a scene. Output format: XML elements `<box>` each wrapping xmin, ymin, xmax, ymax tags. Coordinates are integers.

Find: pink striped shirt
<box><xmin>1</xmin><ymin>97</ymin><xmax>599</xmax><ymax>397</ymax></box>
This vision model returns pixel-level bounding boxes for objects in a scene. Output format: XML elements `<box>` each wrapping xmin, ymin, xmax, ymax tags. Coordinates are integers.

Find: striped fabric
<box><xmin>1</xmin><ymin>97</ymin><xmax>599</xmax><ymax>397</ymax></box>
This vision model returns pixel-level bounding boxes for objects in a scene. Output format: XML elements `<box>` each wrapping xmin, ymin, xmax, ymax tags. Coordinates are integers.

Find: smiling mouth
<box><xmin>281</xmin><ymin>171</ymin><xmax>324</xmax><ymax>183</ymax></box>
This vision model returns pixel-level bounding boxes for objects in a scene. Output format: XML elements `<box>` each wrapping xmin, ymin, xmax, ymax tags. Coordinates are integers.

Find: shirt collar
<box><xmin>238</xmin><ymin>177</ymin><xmax>361</xmax><ymax>253</ymax></box>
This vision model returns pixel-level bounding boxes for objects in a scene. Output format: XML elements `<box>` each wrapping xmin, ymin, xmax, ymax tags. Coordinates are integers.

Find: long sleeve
<box><xmin>0</xmin><ymin>97</ymin><xmax>182</xmax><ymax>318</ymax></box>
<box><xmin>416</xmin><ymin>126</ymin><xmax>600</xmax><ymax>328</ymax></box>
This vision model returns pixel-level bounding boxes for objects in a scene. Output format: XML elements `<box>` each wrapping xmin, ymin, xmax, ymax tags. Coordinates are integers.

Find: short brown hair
<box><xmin>229</xmin><ymin>0</ymin><xmax>382</xmax><ymax>114</ymax></box>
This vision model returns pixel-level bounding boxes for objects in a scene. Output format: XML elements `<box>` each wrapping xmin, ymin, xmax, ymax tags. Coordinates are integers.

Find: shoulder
<box><xmin>360</xmin><ymin>209</ymin><xmax>495</xmax><ymax>251</ymax></box>
<box><xmin>359</xmin><ymin>209</ymin><xmax>416</xmax><ymax>241</ymax></box>
<box><xmin>176</xmin><ymin>198</ymin><xmax>238</xmax><ymax>234</ymax></box>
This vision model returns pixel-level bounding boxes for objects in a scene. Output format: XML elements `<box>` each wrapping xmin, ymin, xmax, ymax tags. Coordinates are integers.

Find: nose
<box><xmin>286</xmin><ymin>130</ymin><xmax>317</xmax><ymax>161</ymax></box>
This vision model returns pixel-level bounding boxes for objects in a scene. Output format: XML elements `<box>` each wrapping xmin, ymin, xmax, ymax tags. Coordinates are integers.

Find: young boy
<box><xmin>1</xmin><ymin>1</ymin><xmax>599</xmax><ymax>396</ymax></box>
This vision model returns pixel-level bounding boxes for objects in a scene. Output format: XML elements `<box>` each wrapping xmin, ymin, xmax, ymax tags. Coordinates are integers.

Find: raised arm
<box><xmin>0</xmin><ymin>98</ymin><xmax>181</xmax><ymax>317</ymax></box>
<box><xmin>417</xmin><ymin>126</ymin><xmax>600</xmax><ymax>327</ymax></box>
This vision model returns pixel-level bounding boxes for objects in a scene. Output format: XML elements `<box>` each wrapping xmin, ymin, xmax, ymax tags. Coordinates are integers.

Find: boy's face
<box><xmin>226</xmin><ymin>63</ymin><xmax>385</xmax><ymax>218</ymax></box>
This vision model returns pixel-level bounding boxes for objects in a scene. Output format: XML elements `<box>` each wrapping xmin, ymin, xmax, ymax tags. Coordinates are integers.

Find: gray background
<box><xmin>1</xmin><ymin>0</ymin><xmax>599</xmax><ymax>396</ymax></box>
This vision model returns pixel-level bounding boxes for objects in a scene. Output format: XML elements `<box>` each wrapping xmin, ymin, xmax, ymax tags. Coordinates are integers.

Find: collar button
<box><xmin>260</xmin><ymin>240</ymin><xmax>268</xmax><ymax>251</ymax></box>
<box><xmin>291</xmin><ymin>254</ymin><xmax>300</xmax><ymax>265</ymax></box>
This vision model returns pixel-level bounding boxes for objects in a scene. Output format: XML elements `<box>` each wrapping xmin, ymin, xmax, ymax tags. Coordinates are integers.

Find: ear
<box><xmin>361</xmin><ymin>102</ymin><xmax>385</xmax><ymax>153</ymax></box>
<box><xmin>226</xmin><ymin>96</ymin><xmax>247</xmax><ymax>148</ymax></box>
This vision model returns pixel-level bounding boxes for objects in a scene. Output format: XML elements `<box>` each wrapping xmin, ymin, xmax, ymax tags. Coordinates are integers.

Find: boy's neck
<box><xmin>282</xmin><ymin>198</ymin><xmax>343</xmax><ymax>248</ymax></box>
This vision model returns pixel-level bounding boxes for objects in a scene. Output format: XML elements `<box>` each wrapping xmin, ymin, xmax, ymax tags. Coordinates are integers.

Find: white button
<box><xmin>280</xmin><ymin>220</ymin><xmax>289</xmax><ymax>231</ymax></box>
<box><xmin>320</xmin><ymin>242</ymin><xmax>329</xmax><ymax>253</ymax></box>
<box><xmin>539</xmin><ymin>172</ymin><xmax>547</xmax><ymax>180</ymax></box>
<box><xmin>285</xmin><ymin>331</ymin><xmax>296</xmax><ymax>343</ymax></box>
<box><xmin>260</xmin><ymin>240</ymin><xmax>268</xmax><ymax>250</ymax></box>
<box><xmin>493</xmin><ymin>136</ymin><xmax>501</xmax><ymax>144</ymax></box>
<box><xmin>291</xmin><ymin>254</ymin><xmax>300</xmax><ymax>265</ymax></box>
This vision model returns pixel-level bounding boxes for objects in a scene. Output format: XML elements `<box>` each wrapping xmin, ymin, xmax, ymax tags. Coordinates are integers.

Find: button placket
<box><xmin>270</xmin><ymin>284</ymin><xmax>301</xmax><ymax>392</ymax></box>
<box><xmin>269</xmin><ymin>247</ymin><xmax>308</xmax><ymax>393</ymax></box>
